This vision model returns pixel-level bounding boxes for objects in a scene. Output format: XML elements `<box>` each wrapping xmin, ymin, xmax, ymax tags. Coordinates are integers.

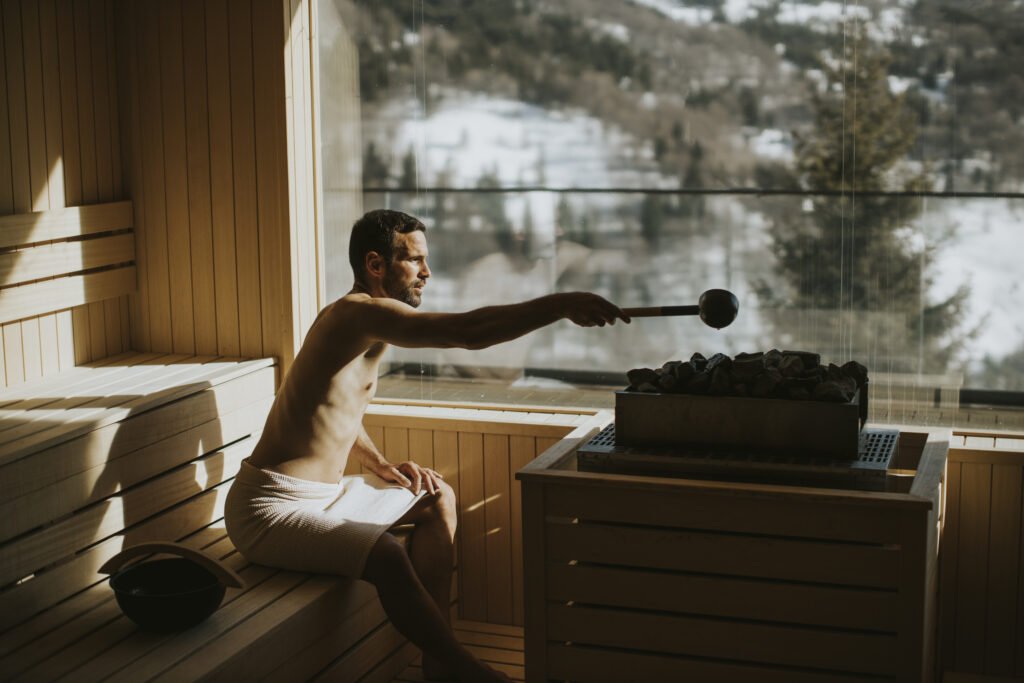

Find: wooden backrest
<box><xmin>0</xmin><ymin>201</ymin><xmax>135</xmax><ymax>323</ymax></box>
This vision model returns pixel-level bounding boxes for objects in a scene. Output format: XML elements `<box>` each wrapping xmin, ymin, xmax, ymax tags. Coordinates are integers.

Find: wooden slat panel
<box><xmin>956</xmin><ymin>462</ymin><xmax>992</xmax><ymax>671</ymax></box>
<box><xmin>546</xmin><ymin>521</ymin><xmax>901</xmax><ymax>589</ymax></box>
<box><xmin>384</xmin><ymin>426</ymin><xmax>409</xmax><ymax>463</ymax></box>
<box><xmin>546</xmin><ymin>642</ymin><xmax>884</xmax><ymax>683</ymax></box>
<box><xmin>90</xmin><ymin>0</ymin><xmax>113</xmax><ymax>202</ymax></box>
<box><xmin>484</xmin><ymin>433</ymin><xmax>512</xmax><ymax>624</ymax></box>
<box><xmin>228</xmin><ymin>0</ymin><xmax>263</xmax><ymax>358</ymax></box>
<box><xmin>0</xmin><ymin>436</ymin><xmax>252</xmax><ymax>587</ymax></box>
<box><xmin>2</xmin><ymin>322</ymin><xmax>25</xmax><ymax>385</ymax></box>
<box><xmin>0</xmin><ymin>475</ymin><xmax>236</xmax><ymax>630</ymax></box>
<box><xmin>55</xmin><ymin>0</ymin><xmax>81</xmax><ymax>207</ymax></box>
<box><xmin>0</xmin><ymin>232</ymin><xmax>134</xmax><ymax>284</ymax></box>
<box><xmin>3</xmin><ymin>0</ymin><xmax>31</xmax><ymax>213</ymax></box>
<box><xmin>509</xmin><ymin>435</ymin><xmax>534</xmax><ymax>626</ymax></box>
<box><xmin>38</xmin><ymin>312</ymin><xmax>59</xmax><ymax>375</ymax></box>
<box><xmin>87</xmin><ymin>300</ymin><xmax>105</xmax><ymax>364</ymax></box>
<box><xmin>547</xmin><ymin>562</ymin><xmax>898</xmax><ymax>632</ymax></box>
<box><xmin>137</xmin><ymin>0</ymin><xmax>172</xmax><ymax>350</ymax></box>
<box><xmin>103</xmin><ymin>296</ymin><xmax>122</xmax><ymax>356</ymax></box>
<box><xmin>20</xmin><ymin>0</ymin><xmax>49</xmax><ymax>212</ymax></box>
<box><xmin>158</xmin><ymin>0</ymin><xmax>195</xmax><ymax>355</ymax></box>
<box><xmin>204</xmin><ymin>0</ymin><xmax>240</xmax><ymax>357</ymax></box>
<box><xmin>20</xmin><ymin>318</ymin><xmax>41</xmax><ymax>381</ymax></box>
<box><xmin>408</xmin><ymin>428</ymin><xmax>435</xmax><ymax>471</ymax></box>
<box><xmin>547</xmin><ymin>603</ymin><xmax>898</xmax><ymax>675</ymax></box>
<box><xmin>0</xmin><ymin>265</ymin><xmax>135</xmax><ymax>337</ymax></box>
<box><xmin>252</xmin><ymin>0</ymin><xmax>290</xmax><ymax>366</ymax></box>
<box><xmin>182</xmin><ymin>0</ymin><xmax>217</xmax><ymax>355</ymax></box>
<box><xmin>0</xmin><ymin>357</ymin><xmax>273</xmax><ymax>461</ymax></box>
<box><xmin>458</xmin><ymin>431</ymin><xmax>487</xmax><ymax>622</ymax></box>
<box><xmin>0</xmin><ymin>0</ymin><xmax>13</xmax><ymax>219</ymax></box>
<box><xmin>986</xmin><ymin>463</ymin><xmax>1022</xmax><ymax>675</ymax></box>
<box><xmin>0</xmin><ymin>390</ymin><xmax>273</xmax><ymax>542</ymax></box>
<box><xmin>546</xmin><ymin>483</ymin><xmax>905</xmax><ymax>544</ymax></box>
<box><xmin>73</xmin><ymin>0</ymin><xmax>97</xmax><ymax>203</ymax></box>
<box><xmin>38</xmin><ymin>0</ymin><xmax>65</xmax><ymax>211</ymax></box>
<box><xmin>941</xmin><ymin>458</ymin><xmax>962</xmax><ymax>671</ymax></box>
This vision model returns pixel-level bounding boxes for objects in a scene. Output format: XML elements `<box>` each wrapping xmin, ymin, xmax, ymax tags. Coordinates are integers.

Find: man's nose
<box><xmin>420</xmin><ymin>261</ymin><xmax>431</xmax><ymax>278</ymax></box>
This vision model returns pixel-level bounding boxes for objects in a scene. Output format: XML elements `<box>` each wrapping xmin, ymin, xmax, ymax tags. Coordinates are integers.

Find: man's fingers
<box><xmin>390</xmin><ymin>466</ymin><xmax>412</xmax><ymax>487</ymax></box>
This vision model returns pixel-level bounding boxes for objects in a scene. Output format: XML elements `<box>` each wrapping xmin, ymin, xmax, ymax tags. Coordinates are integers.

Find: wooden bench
<box><xmin>0</xmin><ymin>353</ymin><xmax>440</xmax><ymax>681</ymax></box>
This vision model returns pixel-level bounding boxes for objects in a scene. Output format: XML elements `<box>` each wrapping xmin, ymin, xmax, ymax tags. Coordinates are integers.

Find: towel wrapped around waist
<box><xmin>225</xmin><ymin>459</ymin><xmax>424</xmax><ymax>578</ymax></box>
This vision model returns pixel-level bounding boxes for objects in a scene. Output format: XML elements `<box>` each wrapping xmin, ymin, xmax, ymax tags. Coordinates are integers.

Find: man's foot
<box><xmin>455</xmin><ymin>660</ymin><xmax>515</xmax><ymax>683</ymax></box>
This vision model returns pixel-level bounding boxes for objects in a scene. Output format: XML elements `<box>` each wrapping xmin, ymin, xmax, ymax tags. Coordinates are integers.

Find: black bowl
<box><xmin>110</xmin><ymin>558</ymin><xmax>226</xmax><ymax>632</ymax></box>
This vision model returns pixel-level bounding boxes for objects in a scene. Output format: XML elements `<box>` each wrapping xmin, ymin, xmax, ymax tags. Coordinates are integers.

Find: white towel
<box><xmin>224</xmin><ymin>459</ymin><xmax>424</xmax><ymax>578</ymax></box>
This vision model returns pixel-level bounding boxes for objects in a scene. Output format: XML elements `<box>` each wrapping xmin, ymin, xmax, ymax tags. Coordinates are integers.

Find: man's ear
<box><xmin>364</xmin><ymin>251</ymin><xmax>386</xmax><ymax>279</ymax></box>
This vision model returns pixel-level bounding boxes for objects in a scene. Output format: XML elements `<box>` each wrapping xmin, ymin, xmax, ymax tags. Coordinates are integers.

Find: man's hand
<box><xmin>373</xmin><ymin>460</ymin><xmax>444</xmax><ymax>495</ymax></box>
<box><xmin>561</xmin><ymin>292</ymin><xmax>631</xmax><ymax>327</ymax></box>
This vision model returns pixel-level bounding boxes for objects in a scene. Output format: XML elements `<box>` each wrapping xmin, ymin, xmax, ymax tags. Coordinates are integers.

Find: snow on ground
<box><xmin>363</xmin><ymin>91</ymin><xmax>1023</xmax><ymax>371</ymax></box>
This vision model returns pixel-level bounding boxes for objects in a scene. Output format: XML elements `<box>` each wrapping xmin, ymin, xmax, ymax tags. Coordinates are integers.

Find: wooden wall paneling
<box><xmin>3</xmin><ymin>0</ymin><xmax>31</xmax><ymax>213</ymax></box>
<box><xmin>384</xmin><ymin>426</ymin><xmax>409</xmax><ymax>464</ymax></box>
<box><xmin>3</xmin><ymin>324</ymin><xmax>25</xmax><ymax>385</ymax></box>
<box><xmin>21</xmin><ymin>319</ymin><xmax>42</xmax><ymax>381</ymax></box>
<box><xmin>105</xmin><ymin>0</ymin><xmax>119</xmax><ymax>195</ymax></box>
<box><xmin>204</xmin><ymin>0</ymin><xmax>240</xmax><ymax>357</ymax></box>
<box><xmin>483</xmin><ymin>434</ymin><xmax>512</xmax><ymax>624</ymax></box>
<box><xmin>55</xmin><ymin>309</ymin><xmax>74</xmax><ymax>369</ymax></box>
<box><xmin>955</xmin><ymin>462</ymin><xmax>992</xmax><ymax>671</ymax></box>
<box><xmin>103</xmin><ymin>298</ymin><xmax>121</xmax><ymax>356</ymax></box>
<box><xmin>408</xmin><ymin>428</ymin><xmax>435</xmax><ymax>471</ymax></box>
<box><xmin>119</xmin><ymin>296</ymin><xmax>129</xmax><ymax>350</ymax></box>
<box><xmin>509</xmin><ymin>435</ymin><xmax>536</xmax><ymax>626</ymax></box>
<box><xmin>253</xmin><ymin>0</ymin><xmax>292</xmax><ymax>366</ymax></box>
<box><xmin>88</xmin><ymin>301</ymin><xmax>105</xmax><ymax>361</ymax></box>
<box><xmin>182</xmin><ymin>0</ymin><xmax>217</xmax><ymax>355</ymax></box>
<box><xmin>228</xmin><ymin>0</ymin><xmax>263</xmax><ymax>359</ymax></box>
<box><xmin>159</xmin><ymin>1</ymin><xmax>195</xmax><ymax>355</ymax></box>
<box><xmin>56</xmin><ymin>0</ymin><xmax>81</xmax><ymax>207</ymax></box>
<box><xmin>458</xmin><ymin>431</ymin><xmax>487</xmax><ymax>622</ymax></box>
<box><xmin>71</xmin><ymin>306</ymin><xmax>89</xmax><ymax>364</ymax></box>
<box><xmin>941</xmin><ymin>459</ymin><xmax>962</xmax><ymax>672</ymax></box>
<box><xmin>986</xmin><ymin>463</ymin><xmax>1022</xmax><ymax>675</ymax></box>
<box><xmin>307</xmin><ymin>0</ymin><xmax>326</xmax><ymax>309</ymax></box>
<box><xmin>433</xmin><ymin>430</ymin><xmax>459</xmax><ymax>502</ymax></box>
<box><xmin>39</xmin><ymin>312</ymin><xmax>59</xmax><ymax>376</ymax></box>
<box><xmin>363</xmin><ymin>424</ymin><xmax>384</xmax><ymax>475</ymax></box>
<box><xmin>73</xmin><ymin>0</ymin><xmax>97</xmax><ymax>203</ymax></box>
<box><xmin>119</xmin><ymin>1</ymin><xmax>148</xmax><ymax>351</ymax></box>
<box><xmin>89</xmin><ymin>0</ymin><xmax>112</xmax><ymax>202</ymax></box>
<box><xmin>39</xmin><ymin>0</ymin><xmax>66</xmax><ymax>210</ymax></box>
<box><xmin>0</xmin><ymin>232</ymin><xmax>133</xmax><ymax>282</ymax></box>
<box><xmin>137</xmin><ymin>2</ymin><xmax>172</xmax><ymax>351</ymax></box>
<box><xmin>20</xmin><ymin>0</ymin><xmax>49</xmax><ymax>212</ymax></box>
<box><xmin>0</xmin><ymin>2</ymin><xmax>13</xmax><ymax>218</ymax></box>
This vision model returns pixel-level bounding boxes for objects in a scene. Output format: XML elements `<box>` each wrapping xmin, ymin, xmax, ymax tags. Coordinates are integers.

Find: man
<box><xmin>225</xmin><ymin>209</ymin><xmax>629</xmax><ymax>682</ymax></box>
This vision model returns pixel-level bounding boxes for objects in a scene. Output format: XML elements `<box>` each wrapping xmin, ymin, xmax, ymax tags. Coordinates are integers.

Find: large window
<box><xmin>318</xmin><ymin>0</ymin><xmax>1024</xmax><ymax>420</ymax></box>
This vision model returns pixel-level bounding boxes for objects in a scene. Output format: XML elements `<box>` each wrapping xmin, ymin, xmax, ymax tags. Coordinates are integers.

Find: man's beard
<box><xmin>384</xmin><ymin>269</ymin><xmax>422</xmax><ymax>308</ymax></box>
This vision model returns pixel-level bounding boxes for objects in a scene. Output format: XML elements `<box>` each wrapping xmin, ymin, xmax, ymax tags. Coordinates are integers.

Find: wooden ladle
<box><xmin>623</xmin><ymin>288</ymin><xmax>739</xmax><ymax>329</ymax></box>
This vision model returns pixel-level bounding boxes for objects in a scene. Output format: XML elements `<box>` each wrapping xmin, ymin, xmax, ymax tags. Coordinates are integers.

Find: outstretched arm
<box><xmin>346</xmin><ymin>292</ymin><xmax>629</xmax><ymax>350</ymax></box>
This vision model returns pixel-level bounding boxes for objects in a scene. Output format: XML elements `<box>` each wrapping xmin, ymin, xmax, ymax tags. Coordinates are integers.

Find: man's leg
<box><xmin>362</xmin><ymin>516</ymin><xmax>510</xmax><ymax>681</ymax></box>
<box><xmin>391</xmin><ymin>482</ymin><xmax>458</xmax><ymax>677</ymax></box>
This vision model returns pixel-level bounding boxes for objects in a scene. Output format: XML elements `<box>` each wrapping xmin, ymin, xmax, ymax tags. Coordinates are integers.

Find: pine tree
<box><xmin>767</xmin><ymin>25</ymin><xmax>969</xmax><ymax>372</ymax></box>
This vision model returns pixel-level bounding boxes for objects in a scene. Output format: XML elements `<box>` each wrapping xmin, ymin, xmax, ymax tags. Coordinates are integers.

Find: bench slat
<box><xmin>0</xmin><ymin>364</ymin><xmax>274</xmax><ymax>503</ymax></box>
<box><xmin>0</xmin><ymin>476</ymin><xmax>236</xmax><ymax>630</ymax></box>
<box><xmin>0</xmin><ymin>351</ymin><xmax>176</xmax><ymax>432</ymax></box>
<box><xmin>0</xmin><ymin>201</ymin><xmax>133</xmax><ymax>248</ymax></box>
<box><xmin>0</xmin><ymin>392</ymin><xmax>273</xmax><ymax>543</ymax></box>
<box><xmin>0</xmin><ymin>232</ymin><xmax>134</xmax><ymax>286</ymax></box>
<box><xmin>0</xmin><ymin>436</ymin><xmax>255</xmax><ymax>588</ymax></box>
<box><xmin>0</xmin><ymin>350</ymin><xmax>141</xmax><ymax>408</ymax></box>
<box><xmin>0</xmin><ymin>265</ymin><xmax>136</xmax><ymax>323</ymax></box>
<box><xmin>0</xmin><ymin>356</ymin><xmax>274</xmax><ymax>463</ymax></box>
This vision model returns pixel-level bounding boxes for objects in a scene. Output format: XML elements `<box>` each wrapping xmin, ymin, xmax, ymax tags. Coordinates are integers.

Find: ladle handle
<box><xmin>622</xmin><ymin>305</ymin><xmax>700</xmax><ymax>318</ymax></box>
<box><xmin>98</xmin><ymin>542</ymin><xmax>245</xmax><ymax>588</ymax></box>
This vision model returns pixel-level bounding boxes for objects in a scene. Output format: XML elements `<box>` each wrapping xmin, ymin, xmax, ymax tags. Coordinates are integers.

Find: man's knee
<box><xmin>434</xmin><ymin>480</ymin><xmax>457</xmax><ymax>531</ymax></box>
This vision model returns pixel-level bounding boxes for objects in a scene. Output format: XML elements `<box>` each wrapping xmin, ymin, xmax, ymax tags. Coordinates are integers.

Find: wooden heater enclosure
<box><xmin>518</xmin><ymin>415</ymin><xmax>948</xmax><ymax>683</ymax></box>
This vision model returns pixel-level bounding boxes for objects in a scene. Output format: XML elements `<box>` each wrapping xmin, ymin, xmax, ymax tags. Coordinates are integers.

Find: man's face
<box><xmin>383</xmin><ymin>231</ymin><xmax>430</xmax><ymax>308</ymax></box>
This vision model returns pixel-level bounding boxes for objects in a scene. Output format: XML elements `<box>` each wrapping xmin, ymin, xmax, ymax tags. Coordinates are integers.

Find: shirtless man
<box><xmin>224</xmin><ymin>209</ymin><xmax>629</xmax><ymax>682</ymax></box>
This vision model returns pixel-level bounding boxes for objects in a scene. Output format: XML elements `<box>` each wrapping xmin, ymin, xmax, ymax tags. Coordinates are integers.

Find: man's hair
<box><xmin>349</xmin><ymin>209</ymin><xmax>426</xmax><ymax>282</ymax></box>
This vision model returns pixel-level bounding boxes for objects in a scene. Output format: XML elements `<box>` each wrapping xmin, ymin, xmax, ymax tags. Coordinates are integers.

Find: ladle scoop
<box><xmin>623</xmin><ymin>288</ymin><xmax>739</xmax><ymax>329</ymax></box>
